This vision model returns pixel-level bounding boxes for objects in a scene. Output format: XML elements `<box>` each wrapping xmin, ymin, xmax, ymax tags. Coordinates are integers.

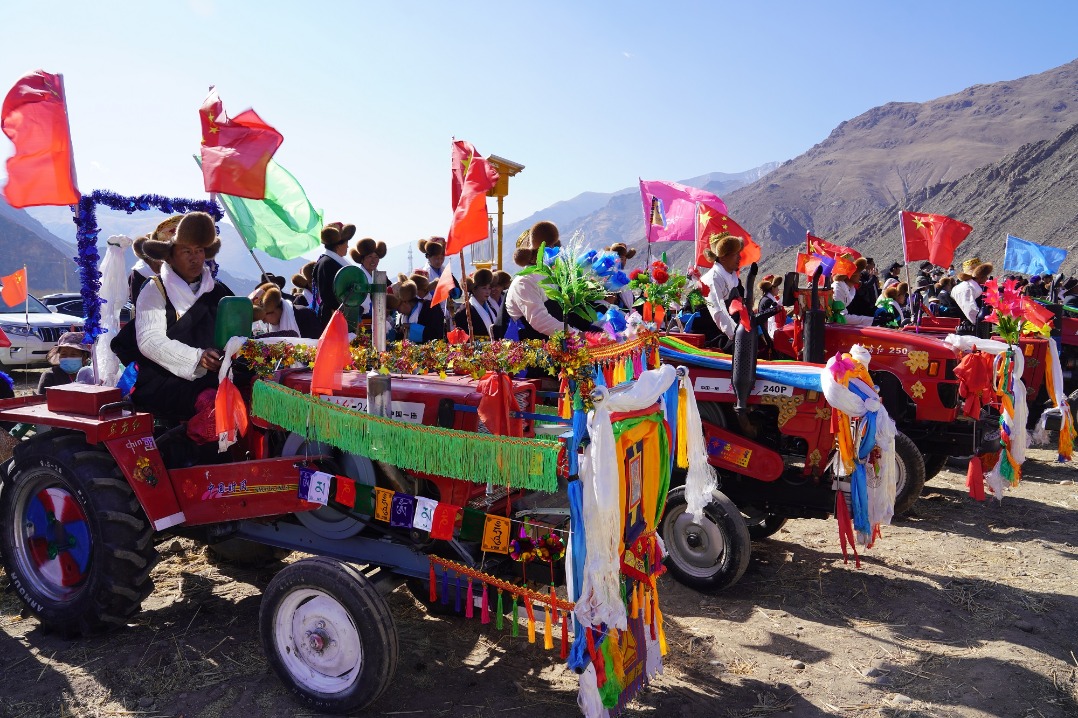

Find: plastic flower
<box><xmin>592</xmin><ymin>253</ymin><xmax>618</xmax><ymax>278</ymax></box>
<box><xmin>652</xmin><ymin>268</ymin><xmax>670</xmax><ymax>284</ymax></box>
<box><xmin>543</xmin><ymin>246</ymin><xmax>561</xmax><ymax>266</ymax></box>
<box><xmin>605</xmin><ymin>270</ymin><xmax>630</xmax><ymax>291</ymax></box>
<box><xmin>576</xmin><ymin>249</ymin><xmax>598</xmax><ymax>268</ymax></box>
<box><xmin>700</xmin><ymin>283</ymin><xmax>710</xmax><ymax>297</ymax></box>
<box><xmin>651</xmin><ymin>260</ymin><xmax>667</xmax><ymax>271</ymax></box>
<box><xmin>629</xmin><ymin>268</ymin><xmax>644</xmax><ymax>280</ymax></box>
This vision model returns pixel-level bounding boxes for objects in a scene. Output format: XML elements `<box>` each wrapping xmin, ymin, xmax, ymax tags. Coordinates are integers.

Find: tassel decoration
<box><xmin>544</xmin><ymin>589</ymin><xmax>555</xmax><ymax>650</ymax></box>
<box><xmin>511</xmin><ymin>594</ymin><xmax>520</xmax><ymax>637</ymax></box>
<box><xmin>481</xmin><ymin>583</ymin><xmax>490</xmax><ymax>624</ymax></box>
<box><xmin>429</xmin><ymin>563</ymin><xmax>438</xmax><ymax>603</ymax></box>
<box><xmin>676</xmin><ymin>383</ymin><xmax>689</xmax><ymax>468</ymax></box>
<box><xmin>642</xmin><ymin>586</ymin><xmax>652</xmax><ymax>627</ymax></box>
<box><xmin>629</xmin><ymin>581</ymin><xmax>640</xmax><ymax>618</ymax></box>
<box><xmin>609</xmin><ymin>628</ymin><xmax>626</xmax><ymax>684</ymax></box>
<box><xmin>496</xmin><ymin>590</ymin><xmax>504</xmax><ymax>630</ymax></box>
<box><xmin>525</xmin><ymin>596</ymin><xmax>537</xmax><ymax>644</ymax></box>
<box><xmin>465</xmin><ymin>578</ymin><xmax>474</xmax><ymax>618</ymax></box>
<box><xmin>440</xmin><ymin>567</ymin><xmax>450</xmax><ymax>605</ymax></box>
<box><xmin>455</xmin><ymin>574</ymin><xmax>462</xmax><ymax>613</ymax></box>
<box><xmin>560</xmin><ymin>609</ymin><xmax>569</xmax><ymax>660</ymax></box>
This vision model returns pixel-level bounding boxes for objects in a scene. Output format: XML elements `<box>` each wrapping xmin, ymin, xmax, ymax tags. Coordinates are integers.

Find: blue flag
<box><xmin>1003</xmin><ymin>235</ymin><xmax>1067</xmax><ymax>276</ymax></box>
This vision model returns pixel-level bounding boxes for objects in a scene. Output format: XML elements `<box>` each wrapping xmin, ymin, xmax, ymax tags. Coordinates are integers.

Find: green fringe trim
<box><xmin>252</xmin><ymin>380</ymin><xmax>560</xmax><ymax>491</ymax></box>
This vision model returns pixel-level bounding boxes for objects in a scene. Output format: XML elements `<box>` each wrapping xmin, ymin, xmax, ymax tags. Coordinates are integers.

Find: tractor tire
<box><xmin>0</xmin><ymin>433</ymin><xmax>158</xmax><ymax>635</ymax></box>
<box><xmin>206</xmin><ymin>538</ymin><xmax>292</xmax><ymax>569</ymax></box>
<box><xmin>660</xmin><ymin>486</ymin><xmax>751</xmax><ymax>591</ymax></box>
<box><xmin>260</xmin><ymin>557</ymin><xmax>398</xmax><ymax>714</ymax></box>
<box><xmin>745</xmin><ymin>514</ymin><xmax>789</xmax><ymax>540</ymax></box>
<box><xmin>893</xmin><ymin>432</ymin><xmax>927</xmax><ymax>516</ymax></box>
<box><xmin>922</xmin><ymin>453</ymin><xmax>948</xmax><ymax>482</ymax></box>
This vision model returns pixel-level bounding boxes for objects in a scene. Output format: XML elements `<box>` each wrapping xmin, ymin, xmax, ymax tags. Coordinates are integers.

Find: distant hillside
<box><xmin>812</xmin><ymin>122</ymin><xmax>1078</xmax><ymax>278</ymax></box>
<box><xmin>0</xmin><ymin>201</ymin><xmax>80</xmax><ymax>294</ymax></box>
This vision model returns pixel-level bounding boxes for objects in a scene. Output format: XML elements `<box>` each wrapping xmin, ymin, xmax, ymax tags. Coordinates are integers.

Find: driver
<box><xmin>116</xmin><ymin>211</ymin><xmax>232</xmax><ymax>424</ymax></box>
<box><xmin>699</xmin><ymin>234</ymin><xmax>744</xmax><ymax>347</ymax></box>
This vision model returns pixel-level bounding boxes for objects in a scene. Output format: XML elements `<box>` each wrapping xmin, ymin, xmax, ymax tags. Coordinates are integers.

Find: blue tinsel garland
<box><xmin>71</xmin><ymin>191</ymin><xmax>223</xmax><ymax>342</ymax></box>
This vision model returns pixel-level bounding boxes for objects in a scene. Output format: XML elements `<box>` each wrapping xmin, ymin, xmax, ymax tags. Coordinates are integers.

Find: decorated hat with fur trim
<box><xmin>291</xmin><ymin>261</ymin><xmax>315</xmax><ymax>290</ymax></box>
<box><xmin>152</xmin><ymin>215</ymin><xmax>183</xmax><ymax>243</ymax></box>
<box><xmin>758</xmin><ymin>273</ymin><xmax>783</xmax><ymax>294</ymax></box>
<box><xmin>514</xmin><ymin>221</ymin><xmax>560</xmax><ymax>267</ymax></box>
<box><xmin>467</xmin><ymin>268</ymin><xmax>493</xmax><ymax>293</ymax></box>
<box><xmin>604</xmin><ymin>243</ymin><xmax>637</xmax><ymax>261</ymax></box>
<box><xmin>321</xmin><ymin>221</ymin><xmax>356</xmax><ymax>248</ymax></box>
<box><xmin>958</xmin><ymin>257</ymin><xmax>993</xmax><ymax>282</ymax></box>
<box><xmin>350</xmin><ymin>238</ymin><xmax>388</xmax><ymax>263</ymax></box>
<box><xmin>418</xmin><ymin>236</ymin><xmax>446</xmax><ymax>258</ymax></box>
<box><xmin>141</xmin><ymin>211</ymin><xmax>220</xmax><ymax>261</ymax></box>
<box><xmin>393</xmin><ymin>274</ymin><xmax>423</xmax><ymax>304</ymax></box>
<box><xmin>132</xmin><ymin>235</ymin><xmax>153</xmax><ymax>263</ymax></box>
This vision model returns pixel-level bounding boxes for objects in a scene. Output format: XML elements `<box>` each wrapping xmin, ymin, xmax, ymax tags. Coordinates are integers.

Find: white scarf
<box><xmin>398</xmin><ymin>302</ymin><xmax>422</xmax><ymax>325</ymax></box>
<box><xmin>132</xmin><ymin>258</ymin><xmax>151</xmax><ymax>275</ymax></box>
<box><xmin>254</xmin><ymin>298</ymin><xmax>301</xmax><ymax>336</ymax></box>
<box><xmin>323</xmin><ymin>246</ymin><xmax>352</xmax><ymax>268</ymax></box>
<box><xmin>952</xmin><ymin>279</ymin><xmax>983</xmax><ymax>324</ymax></box>
<box><xmin>160</xmin><ymin>263</ymin><xmax>214</xmax><ymax>317</ymax></box>
<box><xmin>301</xmin><ymin>288</ymin><xmax>314</xmax><ymax>305</ymax></box>
<box><xmin>469</xmin><ymin>296</ymin><xmax>495</xmax><ymax>335</ymax></box>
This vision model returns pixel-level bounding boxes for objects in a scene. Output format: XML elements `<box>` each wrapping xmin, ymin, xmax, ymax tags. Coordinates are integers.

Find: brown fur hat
<box><xmin>398</xmin><ymin>272</ymin><xmax>430</xmax><ymax>298</ymax></box>
<box><xmin>291</xmin><ymin>261</ymin><xmax>315</xmax><ymax>290</ymax></box>
<box><xmin>141</xmin><ymin>211</ymin><xmax>220</xmax><ymax>261</ymax></box>
<box><xmin>958</xmin><ymin>257</ymin><xmax>993</xmax><ymax>282</ymax></box>
<box><xmin>251</xmin><ymin>283</ymin><xmax>283</xmax><ymax>321</ymax></box>
<box><xmin>385</xmin><ymin>294</ymin><xmax>401</xmax><ymax>313</ymax></box>
<box><xmin>514</xmin><ymin>221</ymin><xmax>561</xmax><ymax>267</ymax></box>
<box><xmin>758</xmin><ymin>274</ymin><xmax>783</xmax><ymax>295</ymax></box>
<box><xmin>854</xmin><ymin>257</ymin><xmax>868</xmax><ymax>273</ymax></box>
<box><xmin>418</xmin><ymin>237</ymin><xmax>446</xmax><ymax>258</ymax></box>
<box><xmin>973</xmin><ymin>263</ymin><xmax>994</xmax><ymax>282</ymax></box>
<box><xmin>321</xmin><ymin>221</ymin><xmax>356</xmax><ymax>248</ymax></box>
<box><xmin>882</xmin><ymin>285</ymin><xmax>900</xmax><ymax>299</ymax></box>
<box><xmin>605</xmin><ymin>243</ymin><xmax>637</xmax><ymax>261</ymax></box>
<box><xmin>467</xmin><ymin>268</ymin><xmax>493</xmax><ymax>293</ymax></box>
<box><xmin>703</xmin><ymin>234</ymin><xmax>743</xmax><ymax>263</ymax></box>
<box><xmin>350</xmin><ymin>238</ymin><xmax>388</xmax><ymax>263</ymax></box>
<box><xmin>393</xmin><ymin>274</ymin><xmax>421</xmax><ymax>304</ymax></box>
<box><xmin>896</xmin><ymin>282</ymin><xmax>909</xmax><ymax>296</ymax></box>
<box><xmin>492</xmin><ymin>270</ymin><xmax>512</xmax><ymax>290</ymax></box>
<box><xmin>132</xmin><ymin>235</ymin><xmax>152</xmax><ymax>262</ymax></box>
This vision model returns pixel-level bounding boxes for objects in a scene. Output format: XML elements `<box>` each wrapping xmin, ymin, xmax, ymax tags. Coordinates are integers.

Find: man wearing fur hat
<box><xmin>349</xmin><ymin>236</ymin><xmax>388</xmax><ymax>319</ymax></box>
<box><xmin>128</xmin><ymin>216</ymin><xmax>180</xmax><ymax>304</ymax></box>
<box><xmin>115</xmin><ymin>211</ymin><xmax>232</xmax><ymax>423</ymax></box>
<box><xmin>393</xmin><ymin>273</ymin><xmax>444</xmax><ymax>343</ymax></box>
<box><xmin>251</xmin><ymin>282</ymin><xmax>321</xmax><ymax>339</ymax></box>
<box><xmin>499</xmin><ymin>221</ymin><xmax>594</xmax><ymax>340</ymax></box>
<box><xmin>756</xmin><ymin>274</ymin><xmax>785</xmax><ymax>338</ymax></box>
<box><xmin>951</xmin><ymin>257</ymin><xmax>993</xmax><ymax>337</ymax></box>
<box><xmin>418</xmin><ymin>237</ymin><xmax>447</xmax><ymax>291</ymax></box>
<box><xmin>698</xmin><ymin>233</ymin><xmax>744</xmax><ymax>346</ymax></box>
<box><xmin>312</xmin><ymin>222</ymin><xmax>356</xmax><ymax>329</ymax></box>
<box><xmin>454</xmin><ymin>269</ymin><xmax>497</xmax><ymax>338</ymax></box>
<box><xmin>291</xmin><ymin>261</ymin><xmax>316</xmax><ymax>307</ymax></box>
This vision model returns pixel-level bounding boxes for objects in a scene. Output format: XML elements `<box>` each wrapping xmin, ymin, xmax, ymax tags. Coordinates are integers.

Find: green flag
<box><xmin>196</xmin><ymin>156</ymin><xmax>323</xmax><ymax>260</ymax></box>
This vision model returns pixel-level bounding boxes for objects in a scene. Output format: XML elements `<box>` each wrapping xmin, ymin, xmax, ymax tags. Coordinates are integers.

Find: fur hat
<box><xmin>833</xmin><ymin>273</ymin><xmax>852</xmax><ymax>284</ymax></box>
<box><xmin>467</xmin><ymin>268</ymin><xmax>493</xmax><ymax>293</ymax></box>
<box><xmin>758</xmin><ymin>274</ymin><xmax>782</xmax><ymax>294</ymax></box>
<box><xmin>398</xmin><ymin>272</ymin><xmax>430</xmax><ymax>298</ymax></box>
<box><xmin>492</xmin><ymin>270</ymin><xmax>512</xmax><ymax>290</ymax></box>
<box><xmin>882</xmin><ymin>285</ymin><xmax>900</xmax><ymax>299</ymax></box>
<box><xmin>703</xmin><ymin>234</ymin><xmax>743</xmax><ymax>263</ymax></box>
<box><xmin>385</xmin><ymin>293</ymin><xmax>401</xmax><ymax>313</ymax></box>
<box><xmin>605</xmin><ymin>243</ymin><xmax>637</xmax><ymax>261</ymax></box>
<box><xmin>291</xmin><ymin>261</ymin><xmax>316</xmax><ymax>290</ymax></box>
<box><xmin>854</xmin><ymin>257</ymin><xmax>868</xmax><ymax>273</ymax></box>
<box><xmin>896</xmin><ymin>282</ymin><xmax>909</xmax><ymax>295</ymax></box>
<box><xmin>321</xmin><ymin>221</ymin><xmax>356</xmax><ymax>248</ymax></box>
<box><xmin>350</xmin><ymin>238</ymin><xmax>388</xmax><ymax>263</ymax></box>
<box><xmin>132</xmin><ymin>235</ymin><xmax>153</xmax><ymax>263</ymax></box>
<box><xmin>958</xmin><ymin>257</ymin><xmax>993</xmax><ymax>282</ymax></box>
<box><xmin>141</xmin><ymin>211</ymin><xmax>220</xmax><ymax>261</ymax></box>
<box><xmin>393</xmin><ymin>274</ymin><xmax>422</xmax><ymax>304</ymax></box>
<box><xmin>152</xmin><ymin>215</ymin><xmax>183</xmax><ymax>243</ymax></box>
<box><xmin>514</xmin><ymin>221</ymin><xmax>560</xmax><ymax>267</ymax></box>
<box><xmin>418</xmin><ymin>237</ymin><xmax>446</xmax><ymax>258</ymax></box>
<box><xmin>251</xmin><ymin>283</ymin><xmax>283</xmax><ymax>321</ymax></box>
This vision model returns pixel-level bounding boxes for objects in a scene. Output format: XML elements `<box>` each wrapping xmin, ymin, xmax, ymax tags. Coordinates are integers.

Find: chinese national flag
<box><xmin>806</xmin><ymin>234</ymin><xmax>861</xmax><ymax>262</ymax></box>
<box><xmin>696</xmin><ymin>203</ymin><xmax>761</xmax><ymax>269</ymax></box>
<box><xmin>900</xmin><ymin>211</ymin><xmax>972</xmax><ymax>266</ymax></box>
<box><xmin>199</xmin><ymin>88</ymin><xmax>283</xmax><ymax>199</ymax></box>
<box><xmin>2</xmin><ymin>71</ymin><xmax>80</xmax><ymax>208</ymax></box>
<box><xmin>1</xmin><ymin>268</ymin><xmax>28</xmax><ymax>307</ymax></box>
<box><xmin>445</xmin><ymin>139</ymin><xmax>499</xmax><ymax>256</ymax></box>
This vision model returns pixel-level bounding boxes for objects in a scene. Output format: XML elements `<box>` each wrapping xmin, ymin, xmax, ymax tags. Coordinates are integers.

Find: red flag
<box><xmin>430</xmin><ymin>266</ymin><xmax>456</xmax><ymax>306</ymax></box>
<box><xmin>445</xmin><ymin>140</ymin><xmax>499</xmax><ymax>256</ymax></box>
<box><xmin>335</xmin><ymin>476</ymin><xmax>356</xmax><ymax>508</ymax></box>
<box><xmin>900</xmin><ymin>211</ymin><xmax>972</xmax><ymax>266</ymax></box>
<box><xmin>199</xmin><ymin>88</ymin><xmax>283</xmax><ymax>199</ymax></box>
<box><xmin>2</xmin><ymin>71</ymin><xmax>79</xmax><ymax>208</ymax></box>
<box><xmin>311</xmin><ymin>310</ymin><xmax>351</xmax><ymax>396</ymax></box>
<box><xmin>795</xmin><ymin>253</ymin><xmax>822</xmax><ymax>276</ymax></box>
<box><xmin>1</xmin><ymin>268</ymin><xmax>27</xmax><ymax>307</ymax></box>
<box><xmin>696</xmin><ymin>203</ymin><xmax>760</xmax><ymax>269</ymax></box>
<box><xmin>806</xmin><ymin>234</ymin><xmax>861</xmax><ymax>262</ymax></box>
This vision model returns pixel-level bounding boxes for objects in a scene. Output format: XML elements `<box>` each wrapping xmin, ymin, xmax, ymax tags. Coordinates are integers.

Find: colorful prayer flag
<box><xmin>307</xmin><ymin>471</ymin><xmax>332</xmax><ymax>505</ymax></box>
<box><xmin>695</xmin><ymin>203</ymin><xmax>760</xmax><ymax>269</ymax></box>
<box><xmin>900</xmin><ymin>210</ymin><xmax>972</xmax><ymax>266</ymax></box>
<box><xmin>199</xmin><ymin>87</ymin><xmax>283</xmax><ymax>200</ymax></box>
<box><xmin>445</xmin><ymin>139</ymin><xmax>499</xmax><ymax>256</ymax></box>
<box><xmin>481</xmin><ymin>514</ymin><xmax>511</xmax><ymax>554</ymax></box>
<box><xmin>353</xmin><ymin>483</ymin><xmax>374</xmax><ymax>514</ymax></box>
<box><xmin>458</xmin><ymin>507</ymin><xmax>487</xmax><ymax>542</ymax></box>
<box><xmin>430</xmin><ymin>503</ymin><xmax>460</xmax><ymax>540</ymax></box>
<box><xmin>373</xmin><ymin>487</ymin><xmax>393</xmax><ymax>522</ymax></box>
<box><xmin>639</xmin><ymin>179</ymin><xmax>726</xmax><ymax>244</ymax></box>
<box><xmin>0</xmin><ymin>268</ymin><xmax>28</xmax><ymax>307</ymax></box>
<box><xmin>335</xmin><ymin>476</ymin><xmax>356</xmax><ymax>508</ymax></box>
<box><xmin>298</xmin><ymin>468</ymin><xmax>314</xmax><ymax>501</ymax></box>
<box><xmin>389</xmin><ymin>492</ymin><xmax>416</xmax><ymax>528</ymax></box>
<box><xmin>1003</xmin><ymin>234</ymin><xmax>1067</xmax><ymax>276</ymax></box>
<box><xmin>413</xmin><ymin>497</ymin><xmax>437</xmax><ymax>532</ymax></box>
<box><xmin>1</xmin><ymin>70</ymin><xmax>80</xmax><ymax>208</ymax></box>
<box><xmin>202</xmin><ymin>157</ymin><xmax>323</xmax><ymax>260</ymax></box>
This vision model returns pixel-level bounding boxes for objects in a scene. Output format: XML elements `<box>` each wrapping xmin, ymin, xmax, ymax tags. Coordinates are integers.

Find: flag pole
<box><xmin>213</xmin><ymin>192</ymin><xmax>270</xmax><ymax>282</ymax></box>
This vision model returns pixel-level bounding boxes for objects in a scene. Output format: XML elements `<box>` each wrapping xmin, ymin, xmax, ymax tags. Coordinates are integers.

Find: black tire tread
<box><xmin>893</xmin><ymin>432</ymin><xmax>927</xmax><ymax>516</ymax></box>
<box><xmin>660</xmin><ymin>486</ymin><xmax>751</xmax><ymax>591</ymax></box>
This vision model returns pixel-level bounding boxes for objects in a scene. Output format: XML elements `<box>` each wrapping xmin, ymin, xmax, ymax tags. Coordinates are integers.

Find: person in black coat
<box><xmin>393</xmin><ymin>274</ymin><xmax>445</xmax><ymax>343</ymax></box>
<box><xmin>312</xmin><ymin>222</ymin><xmax>356</xmax><ymax>329</ymax></box>
<box><xmin>128</xmin><ymin>225</ymin><xmax>170</xmax><ymax>304</ymax></box>
<box><xmin>291</xmin><ymin>261</ymin><xmax>316</xmax><ymax>307</ymax></box>
<box><xmin>251</xmin><ymin>284</ymin><xmax>321</xmax><ymax>339</ymax></box>
<box><xmin>454</xmin><ymin>269</ymin><xmax>497</xmax><ymax>339</ymax></box>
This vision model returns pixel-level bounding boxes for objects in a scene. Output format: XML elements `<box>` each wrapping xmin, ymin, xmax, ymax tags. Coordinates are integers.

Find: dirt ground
<box><xmin>0</xmin><ymin>369</ymin><xmax>1076</xmax><ymax>718</ymax></box>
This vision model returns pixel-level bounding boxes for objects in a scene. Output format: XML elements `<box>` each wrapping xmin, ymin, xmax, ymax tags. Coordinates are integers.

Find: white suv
<box><xmin>0</xmin><ymin>294</ymin><xmax>84</xmax><ymax>368</ymax></box>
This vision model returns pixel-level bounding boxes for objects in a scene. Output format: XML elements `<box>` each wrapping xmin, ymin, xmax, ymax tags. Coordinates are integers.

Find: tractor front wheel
<box><xmin>660</xmin><ymin>486</ymin><xmax>751</xmax><ymax>591</ymax></box>
<box><xmin>0</xmin><ymin>433</ymin><xmax>158</xmax><ymax>635</ymax></box>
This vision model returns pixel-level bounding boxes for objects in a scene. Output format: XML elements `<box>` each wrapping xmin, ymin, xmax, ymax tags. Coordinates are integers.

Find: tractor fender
<box><xmin>102</xmin><ymin>431</ymin><xmax>186</xmax><ymax>532</ymax></box>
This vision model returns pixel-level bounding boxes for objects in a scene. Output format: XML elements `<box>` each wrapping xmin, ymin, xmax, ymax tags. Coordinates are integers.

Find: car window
<box><xmin>5</xmin><ymin>295</ymin><xmax>52</xmax><ymax>314</ymax></box>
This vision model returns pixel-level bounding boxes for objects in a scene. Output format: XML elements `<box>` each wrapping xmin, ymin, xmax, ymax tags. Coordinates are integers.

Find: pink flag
<box><xmin>639</xmin><ymin>179</ymin><xmax>727</xmax><ymax>243</ymax></box>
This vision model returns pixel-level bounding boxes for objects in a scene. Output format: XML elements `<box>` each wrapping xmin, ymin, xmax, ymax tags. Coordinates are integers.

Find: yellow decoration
<box><xmin>760</xmin><ymin>394</ymin><xmax>805</xmax><ymax>427</ymax></box>
<box><xmin>814</xmin><ymin>406</ymin><xmax>831</xmax><ymax>421</ymax></box>
<box><xmin>373</xmin><ymin>487</ymin><xmax>393</xmax><ymax>522</ymax></box>
<box><xmin>910</xmin><ymin>380</ymin><xmax>927</xmax><ymax>400</ymax></box>
<box><xmin>808</xmin><ymin>448</ymin><xmax>823</xmax><ymax>468</ymax></box>
<box><xmin>904</xmin><ymin>351</ymin><xmax>929</xmax><ymax>374</ymax></box>
<box><xmin>480</xmin><ymin>514</ymin><xmax>511</xmax><ymax>554</ymax></box>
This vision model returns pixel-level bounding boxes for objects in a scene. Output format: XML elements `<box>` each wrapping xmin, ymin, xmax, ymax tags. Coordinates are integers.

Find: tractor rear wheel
<box><xmin>894</xmin><ymin>432</ymin><xmax>927</xmax><ymax>516</ymax></box>
<box><xmin>660</xmin><ymin>486</ymin><xmax>751</xmax><ymax>591</ymax></box>
<box><xmin>261</xmin><ymin>557</ymin><xmax>398</xmax><ymax>714</ymax></box>
<box><xmin>0</xmin><ymin>432</ymin><xmax>158</xmax><ymax>635</ymax></box>
<box><xmin>922</xmin><ymin>453</ymin><xmax>948</xmax><ymax>482</ymax></box>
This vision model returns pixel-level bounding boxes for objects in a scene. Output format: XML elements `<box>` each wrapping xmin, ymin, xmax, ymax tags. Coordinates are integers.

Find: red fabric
<box><xmin>901</xmin><ymin>211</ymin><xmax>972</xmax><ymax>267</ymax></box>
<box><xmin>430</xmin><ymin>264</ymin><xmax>456</xmax><ymax>306</ymax></box>
<box><xmin>806</xmin><ymin>234</ymin><xmax>862</xmax><ymax>261</ymax></box>
<box><xmin>1</xmin><ymin>268</ymin><xmax>28</xmax><ymax>307</ymax></box>
<box><xmin>695</xmin><ymin>203</ymin><xmax>760</xmax><ymax>269</ymax></box>
<box><xmin>445</xmin><ymin>139</ymin><xmax>499</xmax><ymax>255</ymax></box>
<box><xmin>795</xmin><ymin>252</ymin><xmax>823</xmax><ymax>276</ymax></box>
<box><xmin>1020</xmin><ymin>297</ymin><xmax>1054</xmax><ymax>329</ymax></box>
<box><xmin>430</xmin><ymin>503</ymin><xmax>460</xmax><ymax>540</ymax></box>
<box><xmin>834</xmin><ymin>492</ymin><xmax>860</xmax><ymax>568</ymax></box>
<box><xmin>335</xmin><ymin>476</ymin><xmax>356</xmax><ymax>508</ymax></box>
<box><xmin>728</xmin><ymin>297</ymin><xmax>751</xmax><ymax>332</ymax></box>
<box><xmin>186</xmin><ymin>388</ymin><xmax>219</xmax><ymax>445</ymax></box>
<box><xmin>446</xmin><ymin>327</ymin><xmax>469</xmax><ymax>345</ymax></box>
<box><xmin>477</xmin><ymin>371</ymin><xmax>523</xmax><ymax>437</ymax></box>
<box><xmin>2</xmin><ymin>71</ymin><xmax>80</xmax><ymax>208</ymax></box>
<box><xmin>791</xmin><ymin>313</ymin><xmax>804</xmax><ymax>357</ymax></box>
<box><xmin>214</xmin><ymin>376</ymin><xmax>248</xmax><ymax>446</ymax></box>
<box><xmin>966</xmin><ymin>456</ymin><xmax>987</xmax><ymax>501</ymax></box>
<box><xmin>311</xmin><ymin>310</ymin><xmax>350</xmax><ymax>396</ymax></box>
<box><xmin>953</xmin><ymin>350</ymin><xmax>995</xmax><ymax>417</ymax></box>
<box><xmin>199</xmin><ymin>88</ymin><xmax>283</xmax><ymax>199</ymax></box>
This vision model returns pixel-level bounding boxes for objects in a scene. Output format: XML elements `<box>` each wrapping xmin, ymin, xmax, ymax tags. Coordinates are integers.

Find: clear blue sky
<box><xmin>2</xmin><ymin>0</ymin><xmax>1076</xmax><ymax>251</ymax></box>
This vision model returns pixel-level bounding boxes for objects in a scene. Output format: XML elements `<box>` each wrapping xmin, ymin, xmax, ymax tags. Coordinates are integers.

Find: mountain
<box><xmin>0</xmin><ymin>201</ymin><xmax>80</xmax><ymax>294</ymax></box>
<box><xmin>817</xmin><ymin>121</ymin><xmax>1078</xmax><ymax>277</ymax></box>
<box><xmin>723</xmin><ymin>59</ymin><xmax>1078</xmax><ymax>255</ymax></box>
<box><xmin>500</xmin><ymin>163</ymin><xmax>780</xmax><ymax>267</ymax></box>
